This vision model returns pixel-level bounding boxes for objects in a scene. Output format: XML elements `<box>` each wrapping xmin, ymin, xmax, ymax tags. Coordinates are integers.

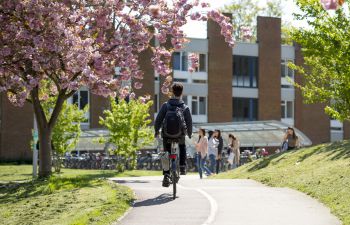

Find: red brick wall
<box><xmin>343</xmin><ymin>121</ymin><xmax>350</xmax><ymax>140</ymax></box>
<box><xmin>294</xmin><ymin>44</ymin><xmax>330</xmax><ymax>145</ymax></box>
<box><xmin>0</xmin><ymin>95</ymin><xmax>33</xmax><ymax>161</ymax></box>
<box><xmin>257</xmin><ymin>16</ymin><xmax>281</xmax><ymax>121</ymax></box>
<box><xmin>135</xmin><ymin>47</ymin><xmax>155</xmax><ymax>122</ymax></box>
<box><xmin>207</xmin><ymin>15</ymin><xmax>233</xmax><ymax>123</ymax></box>
<box><xmin>89</xmin><ymin>94</ymin><xmax>110</xmax><ymax>129</ymax></box>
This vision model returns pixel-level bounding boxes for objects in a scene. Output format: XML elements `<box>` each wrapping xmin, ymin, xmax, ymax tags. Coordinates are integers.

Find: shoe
<box><xmin>180</xmin><ymin>166</ymin><xmax>186</xmax><ymax>175</ymax></box>
<box><xmin>162</xmin><ymin>175</ymin><xmax>170</xmax><ymax>187</ymax></box>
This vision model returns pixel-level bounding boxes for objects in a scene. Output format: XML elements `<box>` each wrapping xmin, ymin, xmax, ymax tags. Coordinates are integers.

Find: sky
<box><xmin>183</xmin><ymin>0</ymin><xmax>303</xmax><ymax>38</ymax></box>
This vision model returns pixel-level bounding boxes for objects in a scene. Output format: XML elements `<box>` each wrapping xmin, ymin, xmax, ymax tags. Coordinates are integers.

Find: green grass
<box><xmin>214</xmin><ymin>140</ymin><xmax>350</xmax><ymax>225</ymax></box>
<box><xmin>0</xmin><ymin>167</ymin><xmax>161</xmax><ymax>225</ymax></box>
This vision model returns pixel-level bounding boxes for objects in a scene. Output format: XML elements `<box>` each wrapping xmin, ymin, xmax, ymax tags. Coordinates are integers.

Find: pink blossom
<box><xmin>320</xmin><ymin>0</ymin><xmax>338</xmax><ymax>10</ymax></box>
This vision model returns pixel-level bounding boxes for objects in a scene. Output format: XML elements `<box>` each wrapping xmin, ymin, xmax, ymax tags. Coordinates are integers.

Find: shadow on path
<box><xmin>134</xmin><ymin>193</ymin><xmax>173</xmax><ymax>207</ymax></box>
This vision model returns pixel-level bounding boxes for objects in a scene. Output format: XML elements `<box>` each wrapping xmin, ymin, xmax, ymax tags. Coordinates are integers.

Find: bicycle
<box><xmin>169</xmin><ymin>140</ymin><xmax>180</xmax><ymax>200</ymax></box>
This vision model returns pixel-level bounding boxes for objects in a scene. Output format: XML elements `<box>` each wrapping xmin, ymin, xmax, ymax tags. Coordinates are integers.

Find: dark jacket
<box><xmin>154</xmin><ymin>98</ymin><xmax>193</xmax><ymax>138</ymax></box>
<box><xmin>217</xmin><ymin>136</ymin><xmax>223</xmax><ymax>155</ymax></box>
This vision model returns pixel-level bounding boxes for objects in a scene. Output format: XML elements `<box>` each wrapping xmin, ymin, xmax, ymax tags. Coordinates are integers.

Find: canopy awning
<box><xmin>74</xmin><ymin>120</ymin><xmax>312</xmax><ymax>152</ymax></box>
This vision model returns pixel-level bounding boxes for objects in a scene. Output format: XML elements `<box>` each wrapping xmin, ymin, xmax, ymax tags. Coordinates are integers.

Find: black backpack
<box><xmin>162</xmin><ymin>103</ymin><xmax>187</xmax><ymax>139</ymax></box>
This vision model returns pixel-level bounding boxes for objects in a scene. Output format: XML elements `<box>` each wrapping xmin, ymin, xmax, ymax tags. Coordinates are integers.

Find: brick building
<box><xmin>1</xmin><ymin>16</ymin><xmax>349</xmax><ymax>162</ymax></box>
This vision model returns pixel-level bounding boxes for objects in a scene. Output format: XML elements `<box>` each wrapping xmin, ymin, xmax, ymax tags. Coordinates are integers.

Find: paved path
<box><xmin>111</xmin><ymin>175</ymin><xmax>341</xmax><ymax>225</ymax></box>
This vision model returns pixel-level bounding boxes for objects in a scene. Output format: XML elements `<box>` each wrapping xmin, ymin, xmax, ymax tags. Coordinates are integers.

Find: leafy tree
<box><xmin>43</xmin><ymin>97</ymin><xmax>86</xmax><ymax>173</ymax></box>
<box><xmin>99</xmin><ymin>96</ymin><xmax>154</xmax><ymax>172</ymax></box>
<box><xmin>222</xmin><ymin>0</ymin><xmax>282</xmax><ymax>42</ymax></box>
<box><xmin>0</xmin><ymin>0</ymin><xmax>234</xmax><ymax>177</ymax></box>
<box><xmin>290</xmin><ymin>0</ymin><xmax>350</xmax><ymax>121</ymax></box>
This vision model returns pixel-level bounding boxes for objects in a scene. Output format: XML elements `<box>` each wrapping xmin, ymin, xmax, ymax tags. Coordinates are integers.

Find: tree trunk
<box><xmin>38</xmin><ymin>126</ymin><xmax>52</xmax><ymax>177</ymax></box>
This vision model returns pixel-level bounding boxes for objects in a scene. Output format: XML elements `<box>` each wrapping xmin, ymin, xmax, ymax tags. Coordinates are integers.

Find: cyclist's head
<box><xmin>171</xmin><ymin>82</ymin><xmax>183</xmax><ymax>97</ymax></box>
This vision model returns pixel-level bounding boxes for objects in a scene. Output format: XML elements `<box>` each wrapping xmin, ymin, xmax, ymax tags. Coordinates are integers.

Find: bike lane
<box><xmin>111</xmin><ymin>175</ymin><xmax>341</xmax><ymax>225</ymax></box>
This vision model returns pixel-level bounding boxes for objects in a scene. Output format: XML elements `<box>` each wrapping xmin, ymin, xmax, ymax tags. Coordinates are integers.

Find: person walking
<box><xmin>215</xmin><ymin>130</ymin><xmax>223</xmax><ymax>174</ymax></box>
<box><xmin>229</xmin><ymin>134</ymin><xmax>240</xmax><ymax>169</ymax></box>
<box><xmin>283</xmin><ymin>127</ymin><xmax>299</xmax><ymax>150</ymax></box>
<box><xmin>195</xmin><ymin>128</ymin><xmax>212</xmax><ymax>178</ymax></box>
<box><xmin>154</xmin><ymin>82</ymin><xmax>193</xmax><ymax>187</ymax></box>
<box><xmin>208</xmin><ymin>130</ymin><xmax>219</xmax><ymax>174</ymax></box>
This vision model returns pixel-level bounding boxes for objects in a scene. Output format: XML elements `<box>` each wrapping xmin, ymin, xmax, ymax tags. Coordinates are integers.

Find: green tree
<box><xmin>99</xmin><ymin>97</ymin><xmax>154</xmax><ymax>172</ymax></box>
<box><xmin>223</xmin><ymin>0</ymin><xmax>282</xmax><ymax>42</ymax></box>
<box><xmin>290</xmin><ymin>0</ymin><xmax>350</xmax><ymax>121</ymax></box>
<box><xmin>42</xmin><ymin>95</ymin><xmax>86</xmax><ymax>173</ymax></box>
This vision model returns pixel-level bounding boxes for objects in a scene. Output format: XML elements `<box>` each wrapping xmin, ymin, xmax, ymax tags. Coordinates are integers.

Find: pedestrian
<box><xmin>208</xmin><ymin>130</ymin><xmax>219</xmax><ymax>174</ymax></box>
<box><xmin>195</xmin><ymin>128</ymin><xmax>212</xmax><ymax>178</ymax></box>
<box><xmin>215</xmin><ymin>130</ymin><xmax>223</xmax><ymax>174</ymax></box>
<box><xmin>228</xmin><ymin>134</ymin><xmax>240</xmax><ymax>168</ymax></box>
<box><xmin>283</xmin><ymin>127</ymin><xmax>299</xmax><ymax>150</ymax></box>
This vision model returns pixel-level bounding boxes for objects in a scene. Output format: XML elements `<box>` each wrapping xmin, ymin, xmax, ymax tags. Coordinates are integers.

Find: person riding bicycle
<box><xmin>155</xmin><ymin>82</ymin><xmax>192</xmax><ymax>187</ymax></box>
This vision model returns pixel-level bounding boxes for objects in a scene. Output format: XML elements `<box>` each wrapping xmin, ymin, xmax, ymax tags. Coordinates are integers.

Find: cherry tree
<box><xmin>0</xmin><ymin>0</ymin><xmax>234</xmax><ymax>177</ymax></box>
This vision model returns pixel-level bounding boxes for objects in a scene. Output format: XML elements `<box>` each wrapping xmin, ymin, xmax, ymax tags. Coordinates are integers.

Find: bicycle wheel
<box><xmin>172</xmin><ymin>169</ymin><xmax>176</xmax><ymax>200</ymax></box>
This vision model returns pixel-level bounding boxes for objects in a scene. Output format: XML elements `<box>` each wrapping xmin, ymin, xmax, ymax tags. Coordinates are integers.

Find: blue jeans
<box><xmin>209</xmin><ymin>154</ymin><xmax>216</xmax><ymax>173</ymax></box>
<box><xmin>196</xmin><ymin>153</ymin><xmax>211</xmax><ymax>178</ymax></box>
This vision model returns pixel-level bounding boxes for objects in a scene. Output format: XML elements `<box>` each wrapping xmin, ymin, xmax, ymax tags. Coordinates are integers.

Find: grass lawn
<box><xmin>213</xmin><ymin>140</ymin><xmax>350</xmax><ymax>225</ymax></box>
<box><xmin>0</xmin><ymin>166</ymin><xmax>161</xmax><ymax>225</ymax></box>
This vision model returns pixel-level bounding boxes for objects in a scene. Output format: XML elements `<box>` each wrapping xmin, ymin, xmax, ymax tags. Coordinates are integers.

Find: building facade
<box><xmin>1</xmin><ymin>16</ymin><xmax>349</xmax><ymax>161</ymax></box>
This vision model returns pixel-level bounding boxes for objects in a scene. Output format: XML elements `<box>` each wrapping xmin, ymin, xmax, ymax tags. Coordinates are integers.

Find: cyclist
<box><xmin>155</xmin><ymin>82</ymin><xmax>193</xmax><ymax>187</ymax></box>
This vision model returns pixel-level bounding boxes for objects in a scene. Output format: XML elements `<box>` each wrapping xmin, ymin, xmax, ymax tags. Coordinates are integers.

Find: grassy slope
<box><xmin>0</xmin><ymin>168</ymin><xmax>161</xmax><ymax>225</ymax></box>
<box><xmin>214</xmin><ymin>140</ymin><xmax>350</xmax><ymax>225</ymax></box>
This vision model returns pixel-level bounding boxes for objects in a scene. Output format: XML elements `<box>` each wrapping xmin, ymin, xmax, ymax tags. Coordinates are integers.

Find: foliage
<box><xmin>290</xmin><ymin>0</ymin><xmax>350</xmax><ymax>121</ymax></box>
<box><xmin>42</xmin><ymin>95</ymin><xmax>87</xmax><ymax>173</ymax></box>
<box><xmin>99</xmin><ymin>97</ymin><xmax>154</xmax><ymax>171</ymax></box>
<box><xmin>222</xmin><ymin>0</ymin><xmax>282</xmax><ymax>42</ymax></box>
<box><xmin>0</xmin><ymin>0</ymin><xmax>234</xmax><ymax>177</ymax></box>
<box><xmin>214</xmin><ymin>140</ymin><xmax>350</xmax><ymax>225</ymax></box>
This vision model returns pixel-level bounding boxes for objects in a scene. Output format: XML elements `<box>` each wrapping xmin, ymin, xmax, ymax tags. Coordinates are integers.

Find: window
<box><xmin>193</xmin><ymin>79</ymin><xmax>207</xmax><ymax>84</ymax></box>
<box><xmin>181</xmin><ymin>52</ymin><xmax>188</xmax><ymax>71</ymax></box>
<box><xmin>72</xmin><ymin>89</ymin><xmax>89</xmax><ymax>123</ymax></box>
<box><xmin>281</xmin><ymin>101</ymin><xmax>294</xmax><ymax>119</ymax></box>
<box><xmin>173</xmin><ymin>78</ymin><xmax>188</xmax><ymax>83</ymax></box>
<box><xmin>199</xmin><ymin>54</ymin><xmax>207</xmax><ymax>72</ymax></box>
<box><xmin>73</xmin><ymin>90</ymin><xmax>89</xmax><ymax>110</ymax></box>
<box><xmin>233</xmin><ymin>98</ymin><xmax>258</xmax><ymax>121</ymax></box>
<box><xmin>173</xmin><ymin>52</ymin><xmax>207</xmax><ymax>72</ymax></box>
<box><xmin>182</xmin><ymin>96</ymin><xmax>188</xmax><ymax>105</ymax></box>
<box><xmin>191</xmin><ymin>96</ymin><xmax>206</xmax><ymax>115</ymax></box>
<box><xmin>281</xmin><ymin>59</ymin><xmax>294</xmax><ymax>78</ymax></box>
<box><xmin>173</xmin><ymin>52</ymin><xmax>181</xmax><ymax>70</ymax></box>
<box><xmin>233</xmin><ymin>55</ymin><xmax>258</xmax><ymax>88</ymax></box>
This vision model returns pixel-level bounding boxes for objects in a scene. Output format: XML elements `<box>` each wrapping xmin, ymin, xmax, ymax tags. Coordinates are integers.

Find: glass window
<box><xmin>192</xmin><ymin>96</ymin><xmax>198</xmax><ymax>115</ymax></box>
<box><xmin>281</xmin><ymin>101</ymin><xmax>293</xmax><ymax>119</ymax></box>
<box><xmin>181</xmin><ymin>52</ymin><xmax>188</xmax><ymax>71</ymax></box>
<box><xmin>199</xmin><ymin>97</ymin><xmax>206</xmax><ymax>115</ymax></box>
<box><xmin>173</xmin><ymin>78</ymin><xmax>187</xmax><ymax>83</ymax></box>
<box><xmin>173</xmin><ymin>52</ymin><xmax>181</xmax><ymax>70</ymax></box>
<box><xmin>281</xmin><ymin>59</ymin><xmax>294</xmax><ymax>78</ymax></box>
<box><xmin>281</xmin><ymin>101</ymin><xmax>286</xmax><ymax>118</ymax></box>
<box><xmin>287</xmin><ymin>101</ymin><xmax>293</xmax><ymax>118</ymax></box>
<box><xmin>233</xmin><ymin>55</ymin><xmax>258</xmax><ymax>88</ymax></box>
<box><xmin>233</xmin><ymin>98</ymin><xmax>258</xmax><ymax>121</ymax></box>
<box><xmin>199</xmin><ymin>54</ymin><xmax>206</xmax><ymax>72</ymax></box>
<box><xmin>73</xmin><ymin>90</ymin><xmax>88</xmax><ymax>110</ymax></box>
<box><xmin>193</xmin><ymin>79</ymin><xmax>207</xmax><ymax>84</ymax></box>
<box><xmin>182</xmin><ymin>96</ymin><xmax>188</xmax><ymax>105</ymax></box>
